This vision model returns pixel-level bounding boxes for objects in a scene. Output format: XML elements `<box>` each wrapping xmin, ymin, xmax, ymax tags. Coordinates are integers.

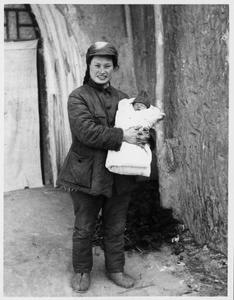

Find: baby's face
<box><xmin>133</xmin><ymin>102</ymin><xmax>148</xmax><ymax>111</ymax></box>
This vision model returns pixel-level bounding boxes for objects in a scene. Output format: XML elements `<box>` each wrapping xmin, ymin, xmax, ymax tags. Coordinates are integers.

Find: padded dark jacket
<box><xmin>56</xmin><ymin>80</ymin><xmax>137</xmax><ymax>197</ymax></box>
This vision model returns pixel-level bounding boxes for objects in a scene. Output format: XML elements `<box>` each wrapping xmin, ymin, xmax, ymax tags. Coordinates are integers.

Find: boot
<box><xmin>108</xmin><ymin>272</ymin><xmax>135</xmax><ymax>288</ymax></box>
<box><xmin>71</xmin><ymin>272</ymin><xmax>90</xmax><ymax>293</ymax></box>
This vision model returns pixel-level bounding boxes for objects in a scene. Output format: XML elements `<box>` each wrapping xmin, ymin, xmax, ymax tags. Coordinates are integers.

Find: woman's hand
<box><xmin>123</xmin><ymin>126</ymin><xmax>141</xmax><ymax>144</ymax></box>
<box><xmin>136</xmin><ymin>128</ymin><xmax>150</xmax><ymax>146</ymax></box>
<box><xmin>123</xmin><ymin>126</ymin><xmax>150</xmax><ymax>146</ymax></box>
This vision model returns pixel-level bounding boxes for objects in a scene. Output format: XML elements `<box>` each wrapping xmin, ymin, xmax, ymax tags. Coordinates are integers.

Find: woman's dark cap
<box><xmin>132</xmin><ymin>90</ymin><xmax>151</xmax><ymax>108</ymax></box>
<box><xmin>86</xmin><ymin>41</ymin><xmax>118</xmax><ymax>63</ymax></box>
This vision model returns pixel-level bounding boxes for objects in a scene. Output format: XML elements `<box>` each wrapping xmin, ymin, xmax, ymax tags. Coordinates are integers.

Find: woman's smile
<box><xmin>97</xmin><ymin>75</ymin><xmax>107</xmax><ymax>80</ymax></box>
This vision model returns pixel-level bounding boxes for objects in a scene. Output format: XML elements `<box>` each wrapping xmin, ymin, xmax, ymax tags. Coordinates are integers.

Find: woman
<box><xmin>57</xmin><ymin>41</ymin><xmax>153</xmax><ymax>293</ymax></box>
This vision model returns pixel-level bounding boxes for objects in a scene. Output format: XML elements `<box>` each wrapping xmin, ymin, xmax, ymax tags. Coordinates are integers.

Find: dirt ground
<box><xmin>3</xmin><ymin>185</ymin><xmax>229</xmax><ymax>297</ymax></box>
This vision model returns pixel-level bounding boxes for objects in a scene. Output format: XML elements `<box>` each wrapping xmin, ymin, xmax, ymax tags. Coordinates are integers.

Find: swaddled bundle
<box><xmin>105</xmin><ymin>91</ymin><xmax>165</xmax><ymax>176</ymax></box>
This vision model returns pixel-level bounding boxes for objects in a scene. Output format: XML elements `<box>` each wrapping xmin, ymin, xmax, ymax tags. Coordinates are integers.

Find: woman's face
<box><xmin>89</xmin><ymin>56</ymin><xmax>114</xmax><ymax>86</ymax></box>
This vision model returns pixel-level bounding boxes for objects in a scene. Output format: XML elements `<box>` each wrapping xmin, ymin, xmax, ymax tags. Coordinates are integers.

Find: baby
<box><xmin>131</xmin><ymin>90</ymin><xmax>157</xmax><ymax>147</ymax></box>
<box><xmin>105</xmin><ymin>90</ymin><xmax>165</xmax><ymax>177</ymax></box>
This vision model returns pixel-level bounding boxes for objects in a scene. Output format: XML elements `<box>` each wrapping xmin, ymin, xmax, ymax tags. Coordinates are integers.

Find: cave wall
<box><xmin>160</xmin><ymin>5</ymin><xmax>228</xmax><ymax>255</ymax></box>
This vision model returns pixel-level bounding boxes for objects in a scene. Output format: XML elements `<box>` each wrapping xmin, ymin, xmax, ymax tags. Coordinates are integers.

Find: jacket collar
<box><xmin>88</xmin><ymin>79</ymin><xmax>112</xmax><ymax>94</ymax></box>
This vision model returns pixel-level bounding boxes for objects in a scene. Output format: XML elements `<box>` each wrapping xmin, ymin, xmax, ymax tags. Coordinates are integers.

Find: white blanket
<box><xmin>105</xmin><ymin>98</ymin><xmax>164</xmax><ymax>176</ymax></box>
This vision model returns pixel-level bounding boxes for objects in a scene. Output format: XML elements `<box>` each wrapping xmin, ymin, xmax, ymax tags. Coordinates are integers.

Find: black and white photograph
<box><xmin>2</xmin><ymin>1</ymin><xmax>233</xmax><ymax>298</ymax></box>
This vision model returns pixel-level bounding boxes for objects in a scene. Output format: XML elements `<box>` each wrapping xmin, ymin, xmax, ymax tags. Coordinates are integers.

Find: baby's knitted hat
<box><xmin>132</xmin><ymin>90</ymin><xmax>151</xmax><ymax>108</ymax></box>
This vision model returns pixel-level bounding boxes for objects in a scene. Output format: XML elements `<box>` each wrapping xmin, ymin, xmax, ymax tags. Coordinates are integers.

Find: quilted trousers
<box><xmin>70</xmin><ymin>189</ymin><xmax>131</xmax><ymax>274</ymax></box>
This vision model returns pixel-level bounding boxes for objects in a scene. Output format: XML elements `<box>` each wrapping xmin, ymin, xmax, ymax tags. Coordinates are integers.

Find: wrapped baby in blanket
<box><xmin>105</xmin><ymin>90</ymin><xmax>165</xmax><ymax>176</ymax></box>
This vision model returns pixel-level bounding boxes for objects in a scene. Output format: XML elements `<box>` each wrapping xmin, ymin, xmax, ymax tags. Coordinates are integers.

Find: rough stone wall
<box><xmin>161</xmin><ymin>5</ymin><xmax>228</xmax><ymax>255</ymax></box>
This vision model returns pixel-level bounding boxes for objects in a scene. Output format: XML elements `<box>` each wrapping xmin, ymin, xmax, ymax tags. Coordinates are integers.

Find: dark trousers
<box><xmin>70</xmin><ymin>189</ymin><xmax>131</xmax><ymax>274</ymax></box>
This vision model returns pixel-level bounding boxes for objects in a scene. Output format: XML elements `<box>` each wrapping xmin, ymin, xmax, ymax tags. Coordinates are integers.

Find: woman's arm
<box><xmin>68</xmin><ymin>95</ymin><xmax>123</xmax><ymax>151</ymax></box>
<box><xmin>68</xmin><ymin>93</ymin><xmax>140</xmax><ymax>151</ymax></box>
